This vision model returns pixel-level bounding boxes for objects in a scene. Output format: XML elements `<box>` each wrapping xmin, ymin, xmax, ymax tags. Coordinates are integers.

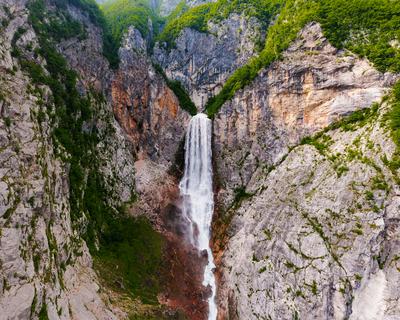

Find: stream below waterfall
<box><xmin>179</xmin><ymin>113</ymin><xmax>218</xmax><ymax>320</ymax></box>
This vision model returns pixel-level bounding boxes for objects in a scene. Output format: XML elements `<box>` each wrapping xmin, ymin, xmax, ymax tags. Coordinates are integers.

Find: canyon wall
<box><xmin>0</xmin><ymin>1</ymin><xmax>124</xmax><ymax>318</ymax></box>
<box><xmin>0</xmin><ymin>1</ymin><xmax>190</xmax><ymax>319</ymax></box>
<box><xmin>212</xmin><ymin>23</ymin><xmax>400</xmax><ymax>319</ymax></box>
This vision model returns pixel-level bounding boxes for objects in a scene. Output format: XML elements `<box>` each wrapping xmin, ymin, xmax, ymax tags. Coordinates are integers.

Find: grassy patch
<box><xmin>95</xmin><ymin>216</ymin><xmax>164</xmax><ymax>305</ymax></box>
<box><xmin>233</xmin><ymin>186</ymin><xmax>253</xmax><ymax>208</ymax></box>
<box><xmin>300</xmin><ymin>133</ymin><xmax>332</xmax><ymax>155</ymax></box>
<box><xmin>38</xmin><ymin>300</ymin><xmax>49</xmax><ymax>320</ymax></box>
<box><xmin>384</xmin><ymin>81</ymin><xmax>400</xmax><ymax>179</ymax></box>
<box><xmin>300</xmin><ymin>104</ymin><xmax>379</xmax><ymax>156</ymax></box>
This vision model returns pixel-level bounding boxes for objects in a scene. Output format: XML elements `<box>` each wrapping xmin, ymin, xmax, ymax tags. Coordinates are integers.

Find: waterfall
<box><xmin>179</xmin><ymin>113</ymin><xmax>218</xmax><ymax>320</ymax></box>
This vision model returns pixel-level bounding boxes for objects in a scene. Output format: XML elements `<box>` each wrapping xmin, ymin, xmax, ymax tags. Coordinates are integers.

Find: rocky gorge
<box><xmin>0</xmin><ymin>0</ymin><xmax>399</xmax><ymax>319</ymax></box>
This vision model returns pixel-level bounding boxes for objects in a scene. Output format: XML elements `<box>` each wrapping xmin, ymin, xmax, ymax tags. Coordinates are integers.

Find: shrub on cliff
<box><xmin>50</xmin><ymin>0</ymin><xmax>120</xmax><ymax>68</ymax></box>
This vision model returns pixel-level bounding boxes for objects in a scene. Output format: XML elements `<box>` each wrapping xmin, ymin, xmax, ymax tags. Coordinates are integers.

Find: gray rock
<box><xmin>154</xmin><ymin>13</ymin><xmax>262</xmax><ymax>109</ymax></box>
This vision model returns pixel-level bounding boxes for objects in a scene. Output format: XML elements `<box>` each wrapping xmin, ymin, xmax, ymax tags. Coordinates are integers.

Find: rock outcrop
<box><xmin>113</xmin><ymin>26</ymin><xmax>190</xmax><ymax>165</ymax></box>
<box><xmin>216</xmin><ymin>106</ymin><xmax>400</xmax><ymax>319</ymax></box>
<box><xmin>154</xmin><ymin>13</ymin><xmax>263</xmax><ymax>109</ymax></box>
<box><xmin>213</xmin><ymin>22</ymin><xmax>397</xmax><ymax>209</ymax></box>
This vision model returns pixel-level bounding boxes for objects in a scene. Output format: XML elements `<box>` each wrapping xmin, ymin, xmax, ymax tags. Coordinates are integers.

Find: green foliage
<box><xmin>301</xmin><ymin>104</ymin><xmax>379</xmax><ymax>156</ymax></box>
<box><xmin>158</xmin><ymin>3</ymin><xmax>211</xmax><ymax>47</ymax></box>
<box><xmin>167</xmin><ymin>80</ymin><xmax>197</xmax><ymax>115</ymax></box>
<box><xmin>258</xmin><ymin>266</ymin><xmax>267</xmax><ymax>273</ymax></box>
<box><xmin>97</xmin><ymin>216</ymin><xmax>164</xmax><ymax>304</ymax></box>
<box><xmin>4</xmin><ymin>116</ymin><xmax>11</xmax><ymax>127</ymax></box>
<box><xmin>47</xmin><ymin>0</ymin><xmax>119</xmax><ymax>68</ymax></box>
<box><xmin>328</xmin><ymin>104</ymin><xmax>379</xmax><ymax>132</ymax></box>
<box><xmin>166</xmin><ymin>1</ymin><xmax>189</xmax><ymax>23</ymax></box>
<box><xmin>311</xmin><ymin>280</ymin><xmax>317</xmax><ymax>295</ymax></box>
<box><xmin>101</xmin><ymin>0</ymin><xmax>163</xmax><ymax>47</ymax></box>
<box><xmin>11</xmin><ymin>26</ymin><xmax>26</xmax><ymax>47</ymax></box>
<box><xmin>385</xmin><ymin>81</ymin><xmax>400</xmax><ymax>175</ymax></box>
<box><xmin>30</xmin><ymin>289</ymin><xmax>37</xmax><ymax>318</ymax></box>
<box><xmin>158</xmin><ymin>0</ymin><xmax>283</xmax><ymax>49</ymax></box>
<box><xmin>38</xmin><ymin>302</ymin><xmax>49</xmax><ymax>320</ymax></box>
<box><xmin>335</xmin><ymin>165</ymin><xmax>349</xmax><ymax>178</ymax></box>
<box><xmin>28</xmin><ymin>1</ymin><xmax>87</xmax><ymax>42</ymax></box>
<box><xmin>390</xmin><ymin>82</ymin><xmax>400</xmax><ymax>139</ymax></box>
<box><xmin>318</xmin><ymin>0</ymin><xmax>400</xmax><ymax>73</ymax></box>
<box><xmin>232</xmin><ymin>186</ymin><xmax>252</xmax><ymax>208</ymax></box>
<box><xmin>300</xmin><ymin>133</ymin><xmax>332</xmax><ymax>155</ymax></box>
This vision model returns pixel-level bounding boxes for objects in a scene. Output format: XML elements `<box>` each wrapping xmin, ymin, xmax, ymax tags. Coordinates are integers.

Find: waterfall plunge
<box><xmin>179</xmin><ymin>113</ymin><xmax>218</xmax><ymax>320</ymax></box>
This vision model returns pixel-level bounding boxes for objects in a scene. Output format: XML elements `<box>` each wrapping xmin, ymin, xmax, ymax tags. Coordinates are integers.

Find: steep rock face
<box><xmin>57</xmin><ymin>5</ymin><xmax>112</xmax><ymax>93</ymax></box>
<box><xmin>217</xmin><ymin>106</ymin><xmax>400</xmax><ymax>319</ymax></box>
<box><xmin>0</xmin><ymin>2</ymin><xmax>121</xmax><ymax>319</ymax></box>
<box><xmin>154</xmin><ymin>13</ymin><xmax>262</xmax><ymax>109</ymax></box>
<box><xmin>213</xmin><ymin>23</ymin><xmax>396</xmax><ymax>208</ymax></box>
<box><xmin>214</xmin><ymin>22</ymin><xmax>400</xmax><ymax>319</ymax></box>
<box><xmin>57</xmin><ymin>5</ymin><xmax>137</xmax><ymax>208</ymax></box>
<box><xmin>113</xmin><ymin>26</ymin><xmax>190</xmax><ymax>165</ymax></box>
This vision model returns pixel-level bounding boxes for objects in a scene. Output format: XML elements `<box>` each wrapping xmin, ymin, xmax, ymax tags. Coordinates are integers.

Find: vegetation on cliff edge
<box><xmin>201</xmin><ymin>0</ymin><xmax>400</xmax><ymax>116</ymax></box>
<box><xmin>55</xmin><ymin>0</ymin><xmax>120</xmax><ymax>68</ymax></box>
<box><xmin>101</xmin><ymin>0</ymin><xmax>163</xmax><ymax>46</ymax></box>
<box><xmin>157</xmin><ymin>0</ymin><xmax>283</xmax><ymax>49</ymax></box>
<box><xmin>154</xmin><ymin>63</ymin><xmax>197</xmax><ymax>115</ymax></box>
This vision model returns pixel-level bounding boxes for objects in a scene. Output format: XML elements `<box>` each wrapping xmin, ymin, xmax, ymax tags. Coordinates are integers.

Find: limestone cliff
<box><xmin>0</xmin><ymin>1</ymin><xmax>123</xmax><ymax>318</ymax></box>
<box><xmin>213</xmin><ymin>23</ymin><xmax>397</xmax><ymax>210</ymax></box>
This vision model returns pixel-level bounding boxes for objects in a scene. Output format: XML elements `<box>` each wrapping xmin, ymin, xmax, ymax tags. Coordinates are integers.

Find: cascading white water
<box><xmin>179</xmin><ymin>113</ymin><xmax>218</xmax><ymax>320</ymax></box>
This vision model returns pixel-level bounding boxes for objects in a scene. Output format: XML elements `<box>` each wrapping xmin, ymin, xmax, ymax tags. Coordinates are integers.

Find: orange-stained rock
<box><xmin>112</xmin><ymin>27</ymin><xmax>190</xmax><ymax>165</ymax></box>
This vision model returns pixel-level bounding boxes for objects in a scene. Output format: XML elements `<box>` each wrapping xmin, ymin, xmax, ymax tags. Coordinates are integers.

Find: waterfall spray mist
<box><xmin>179</xmin><ymin>113</ymin><xmax>218</xmax><ymax>320</ymax></box>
